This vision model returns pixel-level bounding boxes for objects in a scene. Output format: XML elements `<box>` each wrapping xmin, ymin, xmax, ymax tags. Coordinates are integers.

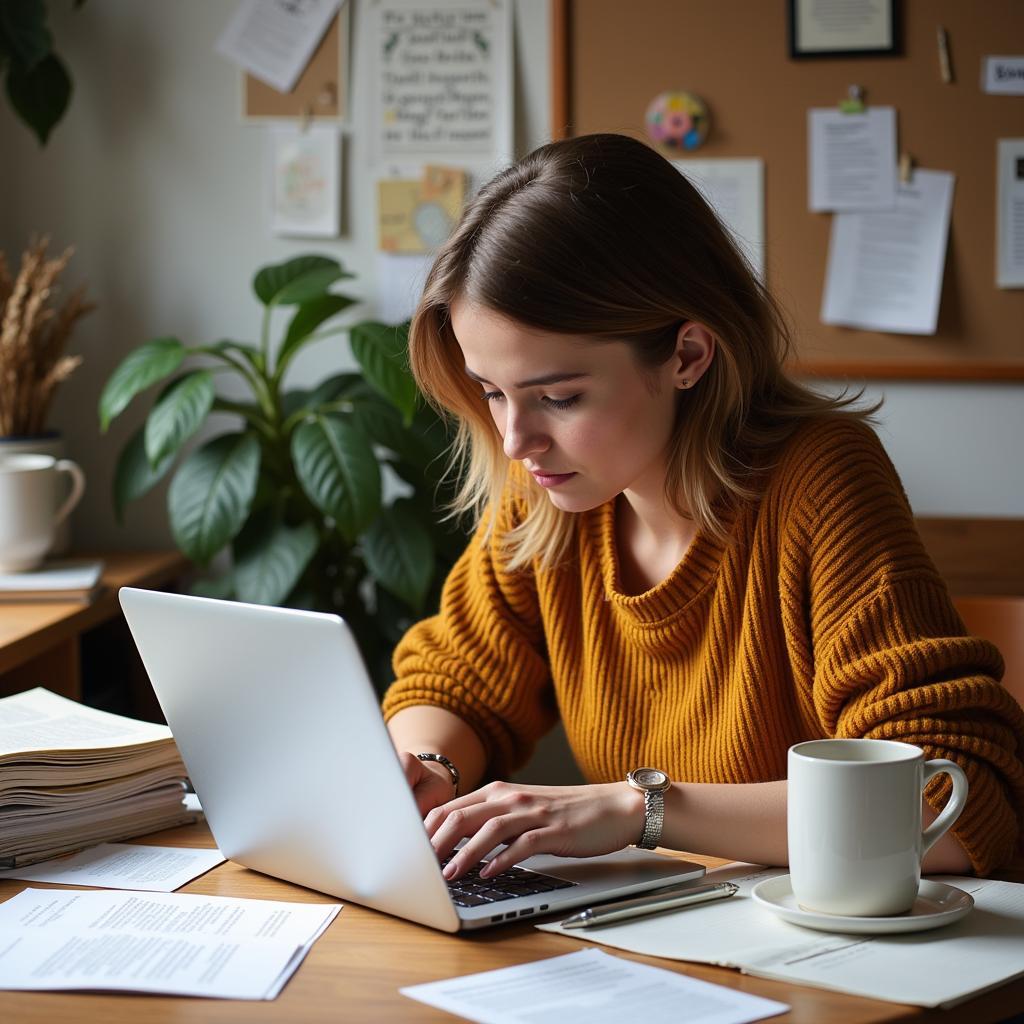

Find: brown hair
<box><xmin>410</xmin><ymin>133</ymin><xmax>872</xmax><ymax>569</ymax></box>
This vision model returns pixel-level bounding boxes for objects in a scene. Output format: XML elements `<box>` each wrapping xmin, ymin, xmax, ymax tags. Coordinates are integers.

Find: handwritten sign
<box><xmin>371</xmin><ymin>0</ymin><xmax>508</xmax><ymax>159</ymax></box>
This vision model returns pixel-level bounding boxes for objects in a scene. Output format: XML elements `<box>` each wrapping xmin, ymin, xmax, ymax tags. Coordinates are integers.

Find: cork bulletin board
<box><xmin>243</xmin><ymin>12</ymin><xmax>349</xmax><ymax>122</ymax></box>
<box><xmin>551</xmin><ymin>1</ymin><xmax>1024</xmax><ymax>380</ymax></box>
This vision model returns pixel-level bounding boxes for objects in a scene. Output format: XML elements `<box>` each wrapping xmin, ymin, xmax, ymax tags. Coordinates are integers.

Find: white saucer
<box><xmin>750</xmin><ymin>876</ymin><xmax>974</xmax><ymax>935</ymax></box>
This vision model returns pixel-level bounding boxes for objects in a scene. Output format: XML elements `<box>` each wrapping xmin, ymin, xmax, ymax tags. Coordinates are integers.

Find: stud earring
<box><xmin>679</xmin><ymin>379</ymin><xmax>692</xmax><ymax>389</ymax></box>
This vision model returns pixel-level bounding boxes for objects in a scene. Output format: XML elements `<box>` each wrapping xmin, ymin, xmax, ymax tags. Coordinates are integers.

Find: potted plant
<box><xmin>98</xmin><ymin>254</ymin><xmax>467</xmax><ymax>689</ymax></box>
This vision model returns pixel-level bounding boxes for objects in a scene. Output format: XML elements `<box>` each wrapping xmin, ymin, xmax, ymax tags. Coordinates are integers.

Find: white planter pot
<box><xmin>0</xmin><ymin>433</ymin><xmax>74</xmax><ymax>554</ymax></box>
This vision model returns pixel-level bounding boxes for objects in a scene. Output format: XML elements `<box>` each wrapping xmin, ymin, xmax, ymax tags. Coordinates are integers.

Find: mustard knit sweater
<box><xmin>383</xmin><ymin>418</ymin><xmax>1024</xmax><ymax>874</ymax></box>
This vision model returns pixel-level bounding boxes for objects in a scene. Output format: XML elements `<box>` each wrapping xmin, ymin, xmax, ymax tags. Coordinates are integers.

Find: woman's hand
<box><xmin>425</xmin><ymin>781</ymin><xmax>644</xmax><ymax>880</ymax></box>
<box><xmin>398</xmin><ymin>751</ymin><xmax>458</xmax><ymax>816</ymax></box>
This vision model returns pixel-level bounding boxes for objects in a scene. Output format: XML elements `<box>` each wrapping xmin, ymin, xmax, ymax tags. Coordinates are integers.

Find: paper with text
<box><xmin>983</xmin><ymin>56</ymin><xmax>1024</xmax><ymax>95</ymax></box>
<box><xmin>216</xmin><ymin>0</ymin><xmax>342</xmax><ymax>93</ymax></box>
<box><xmin>0</xmin><ymin>688</ymin><xmax>173</xmax><ymax>757</ymax></box>
<box><xmin>401</xmin><ymin>947</ymin><xmax>788</xmax><ymax>1024</ymax></box>
<box><xmin>0</xmin><ymin>843</ymin><xmax>225</xmax><ymax>892</ymax></box>
<box><xmin>997</xmin><ymin>139</ymin><xmax>1024</xmax><ymax>288</ymax></box>
<box><xmin>0</xmin><ymin>888</ymin><xmax>339</xmax><ymax>999</ymax></box>
<box><xmin>820</xmin><ymin>169</ymin><xmax>954</xmax><ymax>334</ymax></box>
<box><xmin>674</xmin><ymin>159</ymin><xmax>765</xmax><ymax>280</ymax></box>
<box><xmin>367</xmin><ymin>0</ymin><xmax>512</xmax><ymax>164</ymax></box>
<box><xmin>809</xmin><ymin>107</ymin><xmax>897</xmax><ymax>212</ymax></box>
<box><xmin>538</xmin><ymin>864</ymin><xmax>1024</xmax><ymax>1008</ymax></box>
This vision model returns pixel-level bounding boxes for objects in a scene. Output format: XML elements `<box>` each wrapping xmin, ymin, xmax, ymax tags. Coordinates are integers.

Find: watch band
<box><xmin>626</xmin><ymin>768</ymin><xmax>671</xmax><ymax>850</ymax></box>
<box><xmin>637</xmin><ymin>789</ymin><xmax>665</xmax><ymax>850</ymax></box>
<box><xmin>416</xmin><ymin>752</ymin><xmax>460</xmax><ymax>796</ymax></box>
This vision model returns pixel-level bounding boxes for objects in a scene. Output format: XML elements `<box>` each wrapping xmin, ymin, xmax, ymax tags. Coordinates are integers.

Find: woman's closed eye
<box><xmin>480</xmin><ymin>391</ymin><xmax>582</xmax><ymax>411</ymax></box>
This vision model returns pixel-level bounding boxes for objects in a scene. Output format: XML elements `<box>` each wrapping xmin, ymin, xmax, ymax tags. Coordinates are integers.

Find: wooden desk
<box><xmin>0</xmin><ymin>551</ymin><xmax>189</xmax><ymax>702</ymax></box>
<box><xmin>1</xmin><ymin>822</ymin><xmax>1021</xmax><ymax>1023</ymax></box>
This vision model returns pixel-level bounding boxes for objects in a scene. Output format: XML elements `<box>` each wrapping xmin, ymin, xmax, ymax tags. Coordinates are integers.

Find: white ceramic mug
<box><xmin>0</xmin><ymin>454</ymin><xmax>86</xmax><ymax>572</ymax></box>
<box><xmin>788</xmin><ymin>738</ymin><xmax>969</xmax><ymax>917</ymax></box>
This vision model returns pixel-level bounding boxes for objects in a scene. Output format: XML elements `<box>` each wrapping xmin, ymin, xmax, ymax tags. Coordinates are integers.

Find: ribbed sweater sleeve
<box><xmin>382</xmin><ymin>494</ymin><xmax>555</xmax><ymax>778</ymax></box>
<box><xmin>784</xmin><ymin>419</ymin><xmax>1024</xmax><ymax>874</ymax></box>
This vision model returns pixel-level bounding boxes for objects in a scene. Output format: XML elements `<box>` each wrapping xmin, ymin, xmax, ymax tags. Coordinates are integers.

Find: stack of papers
<box><xmin>0</xmin><ymin>888</ymin><xmax>340</xmax><ymax>999</ymax></box>
<box><xmin>0</xmin><ymin>688</ymin><xmax>194</xmax><ymax>867</ymax></box>
<box><xmin>0</xmin><ymin>559</ymin><xmax>104</xmax><ymax>603</ymax></box>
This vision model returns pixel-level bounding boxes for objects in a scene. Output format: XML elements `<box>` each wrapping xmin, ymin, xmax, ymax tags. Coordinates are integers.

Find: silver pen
<box><xmin>559</xmin><ymin>881</ymin><xmax>738</xmax><ymax>929</ymax></box>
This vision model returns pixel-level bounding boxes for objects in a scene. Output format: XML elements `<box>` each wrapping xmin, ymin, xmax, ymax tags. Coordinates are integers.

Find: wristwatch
<box><xmin>416</xmin><ymin>752</ymin><xmax>460</xmax><ymax>796</ymax></box>
<box><xmin>626</xmin><ymin>767</ymin><xmax>671</xmax><ymax>850</ymax></box>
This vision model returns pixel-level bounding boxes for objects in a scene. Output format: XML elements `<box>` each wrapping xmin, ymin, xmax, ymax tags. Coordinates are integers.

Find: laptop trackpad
<box><xmin>512</xmin><ymin>847</ymin><xmax>704</xmax><ymax>886</ymax></box>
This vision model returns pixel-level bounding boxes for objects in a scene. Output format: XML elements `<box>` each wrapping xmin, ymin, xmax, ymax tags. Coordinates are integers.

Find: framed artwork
<box><xmin>788</xmin><ymin>0</ymin><xmax>901</xmax><ymax>59</ymax></box>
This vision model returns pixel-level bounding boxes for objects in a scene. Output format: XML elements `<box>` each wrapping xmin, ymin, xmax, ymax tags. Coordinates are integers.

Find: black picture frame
<box><xmin>788</xmin><ymin>0</ymin><xmax>902</xmax><ymax>60</ymax></box>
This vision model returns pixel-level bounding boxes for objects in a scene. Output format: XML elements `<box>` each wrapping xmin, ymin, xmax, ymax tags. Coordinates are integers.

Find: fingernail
<box><xmin>443</xmin><ymin>862</ymin><xmax>456</xmax><ymax>879</ymax></box>
<box><xmin>479</xmin><ymin>863</ymin><xmax>493</xmax><ymax>879</ymax></box>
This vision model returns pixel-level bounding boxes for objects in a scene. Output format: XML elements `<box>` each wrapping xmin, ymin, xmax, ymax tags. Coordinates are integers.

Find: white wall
<box><xmin>0</xmin><ymin>0</ymin><xmax>551</xmax><ymax>549</ymax></box>
<box><xmin>1</xmin><ymin>0</ymin><xmax>1020</xmax><ymax>560</ymax></box>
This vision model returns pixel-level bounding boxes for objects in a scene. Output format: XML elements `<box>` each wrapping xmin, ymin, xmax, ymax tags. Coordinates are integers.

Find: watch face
<box><xmin>632</xmin><ymin>768</ymin><xmax>669</xmax><ymax>789</ymax></box>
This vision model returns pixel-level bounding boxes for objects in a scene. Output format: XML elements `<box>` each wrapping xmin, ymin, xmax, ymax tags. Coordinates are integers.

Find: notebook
<box><xmin>118</xmin><ymin>588</ymin><xmax>704</xmax><ymax>932</ymax></box>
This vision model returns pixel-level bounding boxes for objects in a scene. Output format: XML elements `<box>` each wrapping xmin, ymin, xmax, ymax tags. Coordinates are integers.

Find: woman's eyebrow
<box><xmin>464</xmin><ymin>368</ymin><xmax>591</xmax><ymax>389</ymax></box>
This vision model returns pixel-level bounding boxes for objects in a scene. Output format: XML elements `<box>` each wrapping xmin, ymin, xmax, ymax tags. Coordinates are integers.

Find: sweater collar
<box><xmin>592</xmin><ymin>494</ymin><xmax>737</xmax><ymax>626</ymax></box>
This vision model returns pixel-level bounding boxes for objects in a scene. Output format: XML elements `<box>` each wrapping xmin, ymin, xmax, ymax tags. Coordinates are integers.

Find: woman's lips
<box><xmin>531</xmin><ymin>470</ymin><xmax>576</xmax><ymax>488</ymax></box>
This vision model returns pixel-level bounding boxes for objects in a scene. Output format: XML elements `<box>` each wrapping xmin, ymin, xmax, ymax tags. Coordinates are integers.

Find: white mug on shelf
<box><xmin>0</xmin><ymin>453</ymin><xmax>86</xmax><ymax>572</ymax></box>
<box><xmin>788</xmin><ymin>738</ymin><xmax>968</xmax><ymax>917</ymax></box>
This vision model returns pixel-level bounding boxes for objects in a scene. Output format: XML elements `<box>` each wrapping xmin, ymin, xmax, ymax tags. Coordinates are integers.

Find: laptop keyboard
<box><xmin>442</xmin><ymin>858</ymin><xmax>576</xmax><ymax>908</ymax></box>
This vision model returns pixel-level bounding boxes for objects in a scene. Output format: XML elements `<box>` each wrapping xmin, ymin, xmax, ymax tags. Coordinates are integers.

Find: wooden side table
<box><xmin>0</xmin><ymin>551</ymin><xmax>189</xmax><ymax>703</ymax></box>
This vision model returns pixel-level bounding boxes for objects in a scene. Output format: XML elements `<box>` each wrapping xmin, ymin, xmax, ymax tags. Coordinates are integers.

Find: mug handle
<box><xmin>53</xmin><ymin>459</ymin><xmax>86</xmax><ymax>528</ymax></box>
<box><xmin>920</xmin><ymin>759</ymin><xmax>969</xmax><ymax>858</ymax></box>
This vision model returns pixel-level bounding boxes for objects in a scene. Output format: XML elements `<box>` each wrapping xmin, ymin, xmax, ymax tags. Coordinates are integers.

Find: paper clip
<box><xmin>839</xmin><ymin>84</ymin><xmax>866</xmax><ymax>114</ymax></box>
<box><xmin>937</xmin><ymin>27</ymin><xmax>953</xmax><ymax>84</ymax></box>
<box><xmin>899</xmin><ymin>152</ymin><xmax>914</xmax><ymax>184</ymax></box>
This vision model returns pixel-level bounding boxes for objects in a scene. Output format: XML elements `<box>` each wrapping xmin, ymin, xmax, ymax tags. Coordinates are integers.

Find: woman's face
<box><xmin>449</xmin><ymin>299</ymin><xmax>686</xmax><ymax>514</ymax></box>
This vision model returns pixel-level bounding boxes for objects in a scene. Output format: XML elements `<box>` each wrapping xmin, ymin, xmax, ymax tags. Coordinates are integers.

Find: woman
<box><xmin>383</xmin><ymin>133</ymin><xmax>1024</xmax><ymax>883</ymax></box>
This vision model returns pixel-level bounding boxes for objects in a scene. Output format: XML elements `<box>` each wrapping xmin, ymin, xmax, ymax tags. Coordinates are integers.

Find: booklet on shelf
<box><xmin>0</xmin><ymin>559</ymin><xmax>105</xmax><ymax>603</ymax></box>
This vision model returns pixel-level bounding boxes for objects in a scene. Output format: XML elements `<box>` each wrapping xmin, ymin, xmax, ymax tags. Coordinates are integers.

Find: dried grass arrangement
<box><xmin>0</xmin><ymin>238</ymin><xmax>95</xmax><ymax>437</ymax></box>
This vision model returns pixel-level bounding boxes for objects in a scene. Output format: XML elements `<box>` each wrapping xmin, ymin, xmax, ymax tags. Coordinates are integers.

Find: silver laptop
<box><xmin>119</xmin><ymin>587</ymin><xmax>705</xmax><ymax>932</ymax></box>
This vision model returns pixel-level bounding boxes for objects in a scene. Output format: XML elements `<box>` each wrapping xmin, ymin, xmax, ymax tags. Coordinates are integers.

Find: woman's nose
<box><xmin>502</xmin><ymin>407</ymin><xmax>549</xmax><ymax>461</ymax></box>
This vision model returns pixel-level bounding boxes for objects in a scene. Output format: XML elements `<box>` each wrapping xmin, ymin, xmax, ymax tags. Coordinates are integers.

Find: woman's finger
<box><xmin>478</xmin><ymin>828</ymin><xmax>553</xmax><ymax>878</ymax></box>
<box><xmin>431</xmin><ymin>801</ymin><xmax>512</xmax><ymax>863</ymax></box>
<box><xmin>440</xmin><ymin>808</ymin><xmax>550</xmax><ymax>879</ymax></box>
<box><xmin>424</xmin><ymin>780</ymin><xmax>517</xmax><ymax>837</ymax></box>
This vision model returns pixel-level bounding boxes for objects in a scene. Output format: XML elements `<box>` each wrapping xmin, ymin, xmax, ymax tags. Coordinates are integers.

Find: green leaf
<box><xmin>6</xmin><ymin>51</ymin><xmax>71</xmax><ymax>145</ymax></box>
<box><xmin>252</xmin><ymin>255</ymin><xmax>351</xmax><ymax>307</ymax></box>
<box><xmin>291</xmin><ymin>414</ymin><xmax>381</xmax><ymax>541</ymax></box>
<box><xmin>144</xmin><ymin>371</ymin><xmax>215</xmax><ymax>467</ymax></box>
<box><xmin>281</xmin><ymin>372</ymin><xmax>362</xmax><ymax>421</ymax></box>
<box><xmin>350</xmin><ymin>322</ymin><xmax>417</xmax><ymax>424</ymax></box>
<box><xmin>206</xmin><ymin>338</ymin><xmax>264</xmax><ymax>374</ymax></box>
<box><xmin>190</xmin><ymin>574</ymin><xmax>235</xmax><ymax>600</ymax></box>
<box><xmin>233</xmin><ymin>513</ymin><xmax>319</xmax><ymax>606</ymax></box>
<box><xmin>99</xmin><ymin>337</ymin><xmax>186</xmax><ymax>431</ymax></box>
<box><xmin>350</xmin><ymin>391</ymin><xmax>440</xmax><ymax>471</ymax></box>
<box><xmin>363</xmin><ymin>501</ymin><xmax>435</xmax><ymax>612</ymax></box>
<box><xmin>112</xmin><ymin>425</ymin><xmax>174</xmax><ymax>523</ymax></box>
<box><xmin>277</xmin><ymin>294</ymin><xmax>356</xmax><ymax>374</ymax></box>
<box><xmin>0</xmin><ymin>0</ymin><xmax>51</xmax><ymax>70</ymax></box>
<box><xmin>168</xmin><ymin>433</ymin><xmax>261</xmax><ymax>565</ymax></box>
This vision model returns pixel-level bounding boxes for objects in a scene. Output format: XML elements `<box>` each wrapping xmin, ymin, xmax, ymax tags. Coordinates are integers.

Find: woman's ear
<box><xmin>670</xmin><ymin>322</ymin><xmax>716</xmax><ymax>390</ymax></box>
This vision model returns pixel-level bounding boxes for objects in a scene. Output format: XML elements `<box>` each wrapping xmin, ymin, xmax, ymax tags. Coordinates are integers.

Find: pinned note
<box><xmin>378</xmin><ymin>166</ymin><xmax>466</xmax><ymax>253</ymax></box>
<box><xmin>808</xmin><ymin>107</ymin><xmax>897</xmax><ymax>212</ymax></box>
<box><xmin>820</xmin><ymin>169</ymin><xmax>955</xmax><ymax>334</ymax></box>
